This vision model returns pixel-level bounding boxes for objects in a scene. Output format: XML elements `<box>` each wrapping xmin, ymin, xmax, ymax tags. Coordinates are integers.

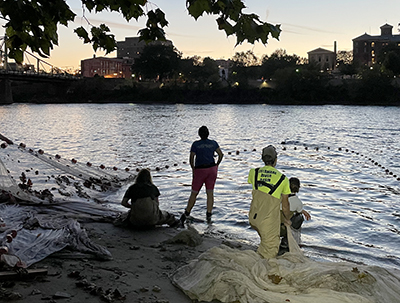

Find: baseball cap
<box><xmin>262</xmin><ymin>145</ymin><xmax>277</xmax><ymax>160</ymax></box>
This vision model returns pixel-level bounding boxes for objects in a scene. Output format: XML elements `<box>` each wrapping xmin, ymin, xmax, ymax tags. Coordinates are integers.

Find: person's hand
<box><xmin>283</xmin><ymin>217</ymin><xmax>292</xmax><ymax>227</ymax></box>
<box><xmin>302</xmin><ymin>210</ymin><xmax>311</xmax><ymax>221</ymax></box>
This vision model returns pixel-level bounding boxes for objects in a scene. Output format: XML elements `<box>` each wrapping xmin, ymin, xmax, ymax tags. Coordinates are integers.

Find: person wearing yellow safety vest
<box><xmin>248</xmin><ymin>145</ymin><xmax>291</xmax><ymax>259</ymax></box>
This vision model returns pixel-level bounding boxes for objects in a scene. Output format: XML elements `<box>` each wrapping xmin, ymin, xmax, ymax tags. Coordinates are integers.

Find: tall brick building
<box><xmin>81</xmin><ymin>56</ymin><xmax>132</xmax><ymax>78</ymax></box>
<box><xmin>81</xmin><ymin>37</ymin><xmax>174</xmax><ymax>78</ymax></box>
<box><xmin>353</xmin><ymin>23</ymin><xmax>400</xmax><ymax>66</ymax></box>
<box><xmin>116</xmin><ymin>37</ymin><xmax>173</xmax><ymax>60</ymax></box>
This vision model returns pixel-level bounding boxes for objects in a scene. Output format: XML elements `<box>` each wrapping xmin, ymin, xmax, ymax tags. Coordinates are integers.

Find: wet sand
<box><xmin>4</xmin><ymin>221</ymin><xmax>252</xmax><ymax>303</ymax></box>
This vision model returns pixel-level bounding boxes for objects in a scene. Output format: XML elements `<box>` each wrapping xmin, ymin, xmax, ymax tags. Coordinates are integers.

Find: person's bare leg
<box><xmin>186</xmin><ymin>191</ymin><xmax>198</xmax><ymax>213</ymax></box>
<box><xmin>206</xmin><ymin>190</ymin><xmax>214</xmax><ymax>223</ymax></box>
<box><xmin>180</xmin><ymin>191</ymin><xmax>198</xmax><ymax>226</ymax></box>
<box><xmin>206</xmin><ymin>190</ymin><xmax>214</xmax><ymax>213</ymax></box>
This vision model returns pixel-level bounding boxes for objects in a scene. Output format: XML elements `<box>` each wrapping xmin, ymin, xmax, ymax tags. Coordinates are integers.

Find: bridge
<box><xmin>0</xmin><ymin>35</ymin><xmax>79</xmax><ymax>104</ymax></box>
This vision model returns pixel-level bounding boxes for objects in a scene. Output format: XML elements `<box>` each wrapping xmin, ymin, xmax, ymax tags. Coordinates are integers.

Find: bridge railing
<box><xmin>0</xmin><ymin>39</ymin><xmax>80</xmax><ymax>79</ymax></box>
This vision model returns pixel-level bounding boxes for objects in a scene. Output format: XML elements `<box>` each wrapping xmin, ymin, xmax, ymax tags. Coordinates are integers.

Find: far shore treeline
<box><xmin>10</xmin><ymin>46</ymin><xmax>400</xmax><ymax>106</ymax></box>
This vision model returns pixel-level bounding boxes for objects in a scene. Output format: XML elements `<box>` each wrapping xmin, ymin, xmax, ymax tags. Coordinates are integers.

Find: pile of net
<box><xmin>0</xmin><ymin>204</ymin><xmax>113</xmax><ymax>267</ymax></box>
<box><xmin>172</xmin><ymin>227</ymin><xmax>400</xmax><ymax>303</ymax></box>
<box><xmin>0</xmin><ymin>137</ymin><xmax>135</xmax><ymax>267</ymax></box>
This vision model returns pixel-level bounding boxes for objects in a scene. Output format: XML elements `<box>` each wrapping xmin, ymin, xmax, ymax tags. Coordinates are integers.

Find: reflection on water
<box><xmin>1</xmin><ymin>103</ymin><xmax>399</xmax><ymax>269</ymax></box>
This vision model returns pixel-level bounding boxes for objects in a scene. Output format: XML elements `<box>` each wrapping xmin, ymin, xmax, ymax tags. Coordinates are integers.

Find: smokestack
<box><xmin>333</xmin><ymin>41</ymin><xmax>337</xmax><ymax>70</ymax></box>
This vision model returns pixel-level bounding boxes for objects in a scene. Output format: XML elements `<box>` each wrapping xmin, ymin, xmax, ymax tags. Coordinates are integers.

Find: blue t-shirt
<box><xmin>190</xmin><ymin>139</ymin><xmax>219</xmax><ymax>168</ymax></box>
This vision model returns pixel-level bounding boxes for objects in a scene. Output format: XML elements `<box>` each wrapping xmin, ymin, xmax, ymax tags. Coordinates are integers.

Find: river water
<box><xmin>1</xmin><ymin>103</ymin><xmax>399</xmax><ymax>271</ymax></box>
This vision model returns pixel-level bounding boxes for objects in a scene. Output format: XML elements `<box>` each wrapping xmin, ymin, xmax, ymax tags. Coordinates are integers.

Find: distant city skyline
<box><xmin>2</xmin><ymin>0</ymin><xmax>400</xmax><ymax>70</ymax></box>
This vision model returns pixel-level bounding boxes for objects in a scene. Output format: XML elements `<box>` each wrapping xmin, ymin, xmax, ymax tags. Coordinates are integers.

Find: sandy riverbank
<box><xmin>2</xmin><ymin>221</ymin><xmax>253</xmax><ymax>303</ymax></box>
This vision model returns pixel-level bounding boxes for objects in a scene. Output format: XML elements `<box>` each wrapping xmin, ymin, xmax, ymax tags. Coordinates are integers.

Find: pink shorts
<box><xmin>192</xmin><ymin>165</ymin><xmax>218</xmax><ymax>192</ymax></box>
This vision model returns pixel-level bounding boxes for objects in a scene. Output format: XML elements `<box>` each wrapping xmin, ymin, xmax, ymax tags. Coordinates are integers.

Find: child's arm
<box><xmin>302</xmin><ymin>209</ymin><xmax>311</xmax><ymax>220</ymax></box>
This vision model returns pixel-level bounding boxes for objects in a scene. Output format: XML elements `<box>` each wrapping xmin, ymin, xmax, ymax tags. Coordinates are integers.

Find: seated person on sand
<box><xmin>118</xmin><ymin>169</ymin><xmax>179</xmax><ymax>229</ymax></box>
<box><xmin>279</xmin><ymin>177</ymin><xmax>311</xmax><ymax>254</ymax></box>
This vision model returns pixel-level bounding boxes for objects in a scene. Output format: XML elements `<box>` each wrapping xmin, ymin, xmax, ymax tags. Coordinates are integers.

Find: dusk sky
<box><xmin>3</xmin><ymin>0</ymin><xmax>400</xmax><ymax>70</ymax></box>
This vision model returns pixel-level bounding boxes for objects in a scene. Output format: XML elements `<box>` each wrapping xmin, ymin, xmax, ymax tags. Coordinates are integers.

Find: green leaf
<box><xmin>187</xmin><ymin>0</ymin><xmax>212</xmax><ymax>19</ymax></box>
<box><xmin>138</xmin><ymin>26</ymin><xmax>166</xmax><ymax>43</ymax></box>
<box><xmin>89</xmin><ymin>24</ymin><xmax>116</xmax><ymax>54</ymax></box>
<box><xmin>95</xmin><ymin>4</ymin><xmax>105</xmax><ymax>12</ymax></box>
<box><xmin>40</xmin><ymin>38</ymin><xmax>52</xmax><ymax>56</ymax></box>
<box><xmin>7</xmin><ymin>48</ymin><xmax>24</xmax><ymax>64</ymax></box>
<box><xmin>138</xmin><ymin>28</ymin><xmax>152</xmax><ymax>43</ymax></box>
<box><xmin>270</xmin><ymin>24</ymin><xmax>282</xmax><ymax>40</ymax></box>
<box><xmin>224</xmin><ymin>0</ymin><xmax>245</xmax><ymax>21</ymax></box>
<box><xmin>155</xmin><ymin>8</ymin><xmax>168</xmax><ymax>27</ymax></box>
<box><xmin>83</xmin><ymin>0</ymin><xmax>95</xmax><ymax>11</ymax></box>
<box><xmin>217</xmin><ymin>17</ymin><xmax>234</xmax><ymax>36</ymax></box>
<box><xmin>74</xmin><ymin>27</ymin><xmax>91</xmax><ymax>43</ymax></box>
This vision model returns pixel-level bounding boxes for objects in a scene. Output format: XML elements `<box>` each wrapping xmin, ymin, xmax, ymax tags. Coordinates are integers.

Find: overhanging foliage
<box><xmin>0</xmin><ymin>0</ymin><xmax>281</xmax><ymax>63</ymax></box>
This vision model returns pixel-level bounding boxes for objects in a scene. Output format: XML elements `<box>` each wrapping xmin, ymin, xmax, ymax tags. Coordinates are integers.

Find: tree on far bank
<box><xmin>230</xmin><ymin>50</ymin><xmax>260</xmax><ymax>87</ymax></box>
<box><xmin>336</xmin><ymin>50</ymin><xmax>353</xmax><ymax>65</ymax></box>
<box><xmin>382</xmin><ymin>51</ymin><xmax>400</xmax><ymax>75</ymax></box>
<box><xmin>374</xmin><ymin>43</ymin><xmax>400</xmax><ymax>76</ymax></box>
<box><xmin>191</xmin><ymin>57</ymin><xmax>220</xmax><ymax>88</ymax></box>
<box><xmin>0</xmin><ymin>0</ymin><xmax>281</xmax><ymax>63</ymax></box>
<box><xmin>231</xmin><ymin>50</ymin><xmax>259</xmax><ymax>67</ymax></box>
<box><xmin>132</xmin><ymin>44</ymin><xmax>181</xmax><ymax>81</ymax></box>
<box><xmin>272</xmin><ymin>62</ymin><xmax>330</xmax><ymax>102</ymax></box>
<box><xmin>336</xmin><ymin>51</ymin><xmax>358</xmax><ymax>75</ymax></box>
<box><xmin>352</xmin><ymin>65</ymin><xmax>396</xmax><ymax>103</ymax></box>
<box><xmin>260</xmin><ymin>49</ymin><xmax>301</xmax><ymax>80</ymax></box>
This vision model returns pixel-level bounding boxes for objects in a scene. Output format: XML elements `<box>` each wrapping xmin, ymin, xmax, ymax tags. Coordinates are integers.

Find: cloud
<box><xmin>166</xmin><ymin>31</ymin><xmax>198</xmax><ymax>38</ymax></box>
<box><xmin>73</xmin><ymin>16</ymin><xmax>142</xmax><ymax>30</ymax></box>
<box><xmin>273</xmin><ymin>22</ymin><xmax>339</xmax><ymax>35</ymax></box>
<box><xmin>182</xmin><ymin>50</ymin><xmax>214</xmax><ymax>55</ymax></box>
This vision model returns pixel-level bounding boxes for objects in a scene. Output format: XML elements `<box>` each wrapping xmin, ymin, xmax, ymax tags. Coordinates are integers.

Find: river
<box><xmin>1</xmin><ymin>103</ymin><xmax>399</xmax><ymax>270</ymax></box>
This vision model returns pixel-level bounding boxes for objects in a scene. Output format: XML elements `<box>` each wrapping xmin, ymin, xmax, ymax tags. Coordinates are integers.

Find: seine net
<box><xmin>0</xmin><ymin>137</ymin><xmax>135</xmax><ymax>266</ymax></box>
<box><xmin>172</xmin><ymin>243</ymin><xmax>400</xmax><ymax>303</ymax></box>
<box><xmin>0</xmin><ymin>141</ymin><xmax>134</xmax><ymax>207</ymax></box>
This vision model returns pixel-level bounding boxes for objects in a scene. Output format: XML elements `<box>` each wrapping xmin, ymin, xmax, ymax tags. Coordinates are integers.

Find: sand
<box><xmin>1</xmin><ymin>221</ymin><xmax>252</xmax><ymax>303</ymax></box>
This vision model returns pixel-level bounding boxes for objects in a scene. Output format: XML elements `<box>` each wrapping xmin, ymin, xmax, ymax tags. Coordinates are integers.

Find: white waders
<box><xmin>249</xmin><ymin>189</ymin><xmax>282</xmax><ymax>258</ymax></box>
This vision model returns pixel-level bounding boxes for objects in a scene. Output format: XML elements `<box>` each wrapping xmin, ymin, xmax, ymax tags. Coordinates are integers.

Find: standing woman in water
<box><xmin>180</xmin><ymin>126</ymin><xmax>223</xmax><ymax>225</ymax></box>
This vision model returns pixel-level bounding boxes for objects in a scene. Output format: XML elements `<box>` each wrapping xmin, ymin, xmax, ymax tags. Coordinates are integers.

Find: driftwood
<box><xmin>0</xmin><ymin>268</ymin><xmax>47</xmax><ymax>281</ymax></box>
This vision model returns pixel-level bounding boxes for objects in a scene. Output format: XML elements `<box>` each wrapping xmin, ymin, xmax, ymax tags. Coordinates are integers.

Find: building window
<box><xmin>371</xmin><ymin>50</ymin><xmax>375</xmax><ymax>57</ymax></box>
<box><xmin>371</xmin><ymin>42</ymin><xmax>375</xmax><ymax>47</ymax></box>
